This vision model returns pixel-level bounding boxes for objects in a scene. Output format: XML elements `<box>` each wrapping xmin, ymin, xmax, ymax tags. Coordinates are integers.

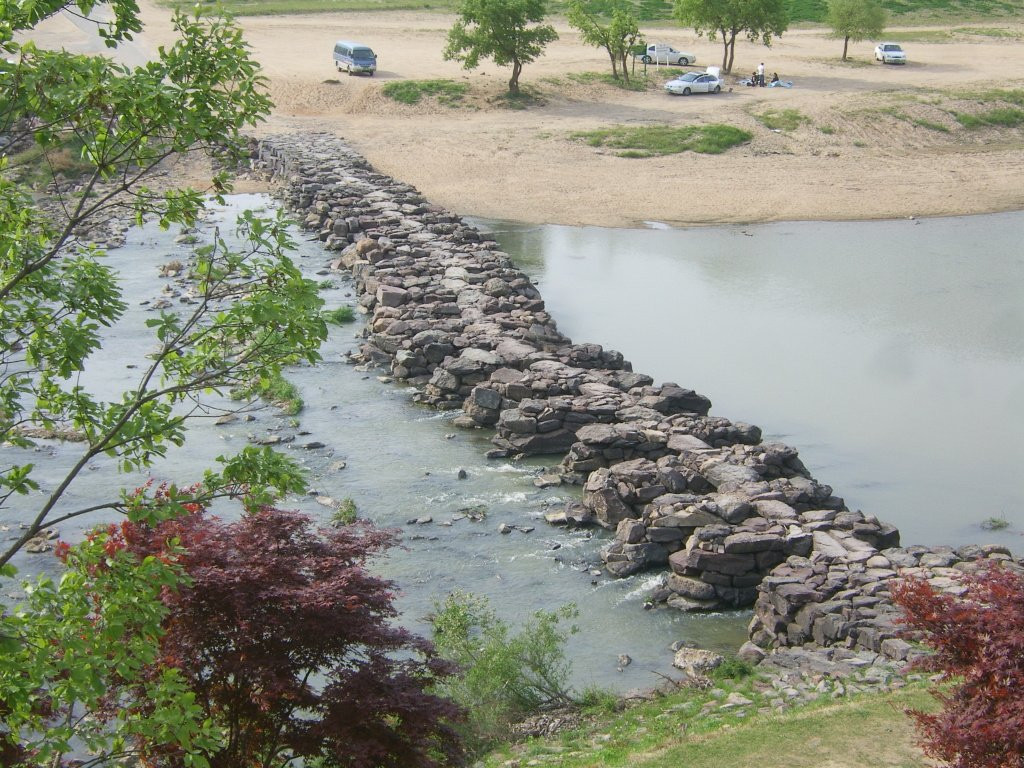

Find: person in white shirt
<box><xmin>757</xmin><ymin>62</ymin><xmax>765</xmax><ymax>87</ymax></box>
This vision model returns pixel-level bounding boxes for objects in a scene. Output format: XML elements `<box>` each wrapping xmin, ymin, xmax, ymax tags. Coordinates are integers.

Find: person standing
<box><xmin>757</xmin><ymin>61</ymin><xmax>765</xmax><ymax>87</ymax></box>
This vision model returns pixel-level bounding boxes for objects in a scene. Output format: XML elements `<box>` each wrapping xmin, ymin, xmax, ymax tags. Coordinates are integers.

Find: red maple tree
<box><xmin>118</xmin><ymin>507</ymin><xmax>463</xmax><ymax>768</ymax></box>
<box><xmin>892</xmin><ymin>563</ymin><xmax>1024</xmax><ymax>768</ymax></box>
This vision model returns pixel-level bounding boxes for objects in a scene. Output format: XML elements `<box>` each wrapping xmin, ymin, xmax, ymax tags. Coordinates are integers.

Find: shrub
<box><xmin>892</xmin><ymin>564</ymin><xmax>1024</xmax><ymax>768</ymax></box>
<box><xmin>332</xmin><ymin>496</ymin><xmax>359</xmax><ymax>525</ymax></box>
<box><xmin>431</xmin><ymin>591</ymin><xmax>578</xmax><ymax>753</ymax></box>
<box><xmin>120</xmin><ymin>508</ymin><xmax>463</xmax><ymax>768</ymax></box>
<box><xmin>324</xmin><ymin>305</ymin><xmax>356</xmax><ymax>325</ymax></box>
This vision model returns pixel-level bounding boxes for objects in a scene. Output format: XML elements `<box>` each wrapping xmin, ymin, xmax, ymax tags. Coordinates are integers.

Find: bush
<box><xmin>892</xmin><ymin>563</ymin><xmax>1024</xmax><ymax>768</ymax></box>
<box><xmin>120</xmin><ymin>508</ymin><xmax>463</xmax><ymax>768</ymax></box>
<box><xmin>431</xmin><ymin>592</ymin><xmax>578</xmax><ymax>753</ymax></box>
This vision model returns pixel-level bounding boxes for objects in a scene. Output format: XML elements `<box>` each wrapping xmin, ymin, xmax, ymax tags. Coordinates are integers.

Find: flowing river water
<box><xmin>3</xmin><ymin>196</ymin><xmax>1022</xmax><ymax>692</ymax></box>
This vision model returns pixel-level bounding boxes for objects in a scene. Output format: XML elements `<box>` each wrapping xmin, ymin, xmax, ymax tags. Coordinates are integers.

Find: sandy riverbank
<box><xmin>42</xmin><ymin>2</ymin><xmax>1024</xmax><ymax>227</ymax></box>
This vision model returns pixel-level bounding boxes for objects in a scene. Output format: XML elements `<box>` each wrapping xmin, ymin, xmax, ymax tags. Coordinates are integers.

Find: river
<box><xmin>3</xmin><ymin>198</ymin><xmax>1021</xmax><ymax>693</ymax></box>
<box><xmin>474</xmin><ymin>212</ymin><xmax>1024</xmax><ymax>551</ymax></box>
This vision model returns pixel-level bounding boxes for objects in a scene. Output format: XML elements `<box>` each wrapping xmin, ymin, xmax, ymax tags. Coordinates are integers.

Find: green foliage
<box><xmin>332</xmin><ymin>496</ymin><xmax>359</xmax><ymax>525</ymax></box>
<box><xmin>673</xmin><ymin>0</ymin><xmax>788</xmax><ymax>73</ymax></box>
<box><xmin>827</xmin><ymin>0</ymin><xmax>887</xmax><ymax>59</ymax></box>
<box><xmin>711</xmin><ymin>657</ymin><xmax>755</xmax><ymax>680</ymax></box>
<box><xmin>431</xmin><ymin>591</ymin><xmax>579</xmax><ymax>753</ymax></box>
<box><xmin>911</xmin><ymin>117</ymin><xmax>950</xmax><ymax>131</ymax></box>
<box><xmin>567</xmin><ymin>0</ymin><xmax>642</xmax><ymax>82</ymax></box>
<box><xmin>980</xmin><ymin>514</ymin><xmax>1010</xmax><ymax>530</ymax></box>
<box><xmin>232</xmin><ymin>369</ymin><xmax>304</xmax><ymax>414</ymax></box>
<box><xmin>0</xmin><ymin>531</ymin><xmax>222</xmax><ymax>767</ymax></box>
<box><xmin>381</xmin><ymin>78</ymin><xmax>469</xmax><ymax>105</ymax></box>
<box><xmin>573</xmin><ymin>124</ymin><xmax>752</xmax><ymax>156</ymax></box>
<box><xmin>1</xmin><ymin>2</ymin><xmax>332</xmax><ymax>763</ymax></box>
<box><xmin>955</xmin><ymin>107</ymin><xmax>1024</xmax><ymax>128</ymax></box>
<box><xmin>757</xmin><ymin>107</ymin><xmax>808</xmax><ymax>130</ymax></box>
<box><xmin>443</xmin><ymin>0</ymin><xmax>559</xmax><ymax>93</ymax></box>
<box><xmin>324</xmin><ymin>305</ymin><xmax>357</xmax><ymax>324</ymax></box>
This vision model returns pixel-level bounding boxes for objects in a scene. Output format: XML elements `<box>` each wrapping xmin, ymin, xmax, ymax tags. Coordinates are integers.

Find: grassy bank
<box><xmin>483</xmin><ymin>681</ymin><xmax>938</xmax><ymax>768</ymax></box>
<box><xmin>167</xmin><ymin>0</ymin><xmax>1023</xmax><ymax>22</ymax></box>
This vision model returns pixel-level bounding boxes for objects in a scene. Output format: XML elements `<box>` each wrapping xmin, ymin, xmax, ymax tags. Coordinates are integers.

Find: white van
<box><xmin>333</xmin><ymin>41</ymin><xmax>377</xmax><ymax>76</ymax></box>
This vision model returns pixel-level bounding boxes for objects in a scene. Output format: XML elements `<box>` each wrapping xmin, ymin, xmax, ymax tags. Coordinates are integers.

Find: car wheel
<box><xmin>682</xmin><ymin>87</ymin><xmax>691</xmax><ymax>95</ymax></box>
<box><xmin>641</xmin><ymin>55</ymin><xmax>651</xmax><ymax>64</ymax></box>
<box><xmin>713</xmin><ymin>84</ymin><xmax>721</xmax><ymax>93</ymax></box>
<box><xmin>678</xmin><ymin>57</ymin><xmax>689</xmax><ymax>65</ymax></box>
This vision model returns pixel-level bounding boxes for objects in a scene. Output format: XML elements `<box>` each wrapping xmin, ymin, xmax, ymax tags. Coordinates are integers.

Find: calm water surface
<box><xmin>472</xmin><ymin>213</ymin><xmax>1024</xmax><ymax>551</ymax></box>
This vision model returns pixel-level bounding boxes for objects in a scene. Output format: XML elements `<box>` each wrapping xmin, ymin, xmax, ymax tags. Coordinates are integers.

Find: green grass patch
<box><xmin>324</xmin><ymin>306</ymin><xmax>356</xmax><ymax>325</ymax></box>
<box><xmin>756</xmin><ymin>108</ymin><xmax>808</xmax><ymax>131</ymax></box>
<box><xmin>882</xmin><ymin>28</ymin><xmax>954</xmax><ymax>42</ymax></box>
<box><xmin>912</xmin><ymin>117</ymin><xmax>951</xmax><ymax>131</ymax></box>
<box><xmin>233</xmin><ymin>371</ymin><xmax>303</xmax><ymax>415</ymax></box>
<box><xmin>818</xmin><ymin>125</ymin><xmax>836</xmax><ymax>134</ymax></box>
<box><xmin>482</xmin><ymin>679</ymin><xmax>937</xmax><ymax>768</ymax></box>
<box><xmin>567</xmin><ymin>70</ymin><xmax>652</xmax><ymax>92</ymax></box>
<box><xmin>380</xmin><ymin>79</ymin><xmax>468</xmax><ymax>106</ymax></box>
<box><xmin>954</xmin><ymin>25</ymin><xmax>1021</xmax><ymax>36</ymax></box>
<box><xmin>572</xmin><ymin>124</ymin><xmax>751</xmax><ymax>157</ymax></box>
<box><xmin>955</xmin><ymin>106</ymin><xmax>1024</xmax><ymax>128</ymax></box>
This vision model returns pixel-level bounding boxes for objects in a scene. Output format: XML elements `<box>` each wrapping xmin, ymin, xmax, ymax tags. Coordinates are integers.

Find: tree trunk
<box><xmin>842</xmin><ymin>36</ymin><xmax>850</xmax><ymax>61</ymax></box>
<box><xmin>725</xmin><ymin>34</ymin><xmax>737</xmax><ymax>74</ymax></box>
<box><xmin>620</xmin><ymin>52</ymin><xmax>630</xmax><ymax>83</ymax></box>
<box><xmin>607</xmin><ymin>48</ymin><xmax>619</xmax><ymax>79</ymax></box>
<box><xmin>509</xmin><ymin>58</ymin><xmax>522</xmax><ymax>94</ymax></box>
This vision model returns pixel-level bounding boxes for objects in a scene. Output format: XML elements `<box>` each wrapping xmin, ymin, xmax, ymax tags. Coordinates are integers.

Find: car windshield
<box><xmin>353</xmin><ymin>48</ymin><xmax>374</xmax><ymax>58</ymax></box>
<box><xmin>677</xmin><ymin>73</ymin><xmax>699</xmax><ymax>81</ymax></box>
<box><xmin>884</xmin><ymin>45</ymin><xmax>902</xmax><ymax>51</ymax></box>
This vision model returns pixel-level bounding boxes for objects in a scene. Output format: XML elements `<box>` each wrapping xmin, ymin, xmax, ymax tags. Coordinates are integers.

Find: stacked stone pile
<box><xmin>254</xmin><ymin>134</ymin><xmax>652</xmax><ymax>420</ymax></box>
<box><xmin>750</xmin><ymin>543</ymin><xmax>1020</xmax><ymax>662</ymax></box>
<box><xmin>253</xmin><ymin>133</ymin><xmax>1016</xmax><ymax>677</ymax></box>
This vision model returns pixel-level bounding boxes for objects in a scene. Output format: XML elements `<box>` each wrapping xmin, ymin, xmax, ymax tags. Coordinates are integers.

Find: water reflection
<box><xmin>474</xmin><ymin>213</ymin><xmax>1024</xmax><ymax>550</ymax></box>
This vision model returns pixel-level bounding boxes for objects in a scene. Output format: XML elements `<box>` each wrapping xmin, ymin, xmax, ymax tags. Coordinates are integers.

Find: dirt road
<box><xmin>51</xmin><ymin>4</ymin><xmax>1024</xmax><ymax>226</ymax></box>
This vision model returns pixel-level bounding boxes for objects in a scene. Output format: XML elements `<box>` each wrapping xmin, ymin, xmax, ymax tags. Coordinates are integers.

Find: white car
<box><xmin>874</xmin><ymin>43</ymin><xmax>907</xmax><ymax>64</ymax></box>
<box><xmin>665</xmin><ymin>71</ymin><xmax>722</xmax><ymax>96</ymax></box>
<box><xmin>636</xmin><ymin>44</ymin><xmax>696</xmax><ymax>66</ymax></box>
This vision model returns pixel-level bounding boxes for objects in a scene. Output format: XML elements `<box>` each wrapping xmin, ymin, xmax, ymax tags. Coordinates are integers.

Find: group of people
<box><xmin>748</xmin><ymin>62</ymin><xmax>780</xmax><ymax>87</ymax></box>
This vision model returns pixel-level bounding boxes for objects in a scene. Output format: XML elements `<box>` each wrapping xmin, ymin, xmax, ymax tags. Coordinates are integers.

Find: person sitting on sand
<box><xmin>771</xmin><ymin>72</ymin><xmax>780</xmax><ymax>83</ymax></box>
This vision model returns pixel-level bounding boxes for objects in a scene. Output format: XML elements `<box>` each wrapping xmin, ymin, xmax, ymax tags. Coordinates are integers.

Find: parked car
<box><xmin>333</xmin><ymin>40</ymin><xmax>377</xmax><ymax>75</ymax></box>
<box><xmin>664</xmin><ymin>70</ymin><xmax>721</xmax><ymax>95</ymax></box>
<box><xmin>635</xmin><ymin>43</ymin><xmax>696</xmax><ymax>66</ymax></box>
<box><xmin>874</xmin><ymin>43</ymin><xmax>907</xmax><ymax>64</ymax></box>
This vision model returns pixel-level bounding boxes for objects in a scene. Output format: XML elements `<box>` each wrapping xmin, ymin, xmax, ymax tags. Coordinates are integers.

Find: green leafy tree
<box><xmin>0</xmin><ymin>523</ymin><xmax>221</xmax><ymax>767</ymax></box>
<box><xmin>443</xmin><ymin>0</ymin><xmax>558</xmax><ymax>94</ymax></box>
<box><xmin>567</xmin><ymin>0</ymin><xmax>642</xmax><ymax>84</ymax></box>
<box><xmin>1</xmin><ymin>0</ymin><xmax>330</xmax><ymax>763</ymax></box>
<box><xmin>673</xmin><ymin>0</ymin><xmax>788</xmax><ymax>73</ymax></box>
<box><xmin>826</xmin><ymin>0</ymin><xmax>886</xmax><ymax>61</ymax></box>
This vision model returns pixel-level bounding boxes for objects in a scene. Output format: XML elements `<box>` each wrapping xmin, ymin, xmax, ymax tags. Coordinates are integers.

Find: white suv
<box><xmin>874</xmin><ymin>43</ymin><xmax>907</xmax><ymax>64</ymax></box>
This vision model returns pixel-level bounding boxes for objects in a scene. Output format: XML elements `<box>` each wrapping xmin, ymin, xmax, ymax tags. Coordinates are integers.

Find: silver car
<box><xmin>664</xmin><ymin>72</ymin><xmax>722</xmax><ymax>96</ymax></box>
